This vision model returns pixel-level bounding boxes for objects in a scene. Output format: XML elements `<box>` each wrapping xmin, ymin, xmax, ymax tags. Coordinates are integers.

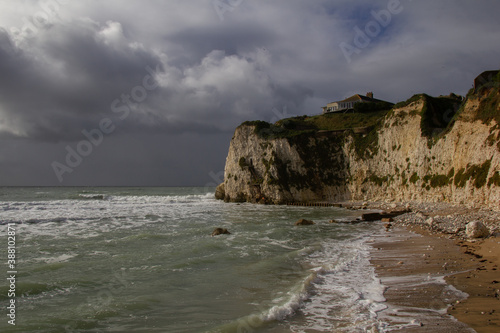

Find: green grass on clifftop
<box><xmin>240</xmin><ymin>109</ymin><xmax>390</xmax><ymax>140</ymax></box>
<box><xmin>300</xmin><ymin>110</ymin><xmax>388</xmax><ymax>131</ymax></box>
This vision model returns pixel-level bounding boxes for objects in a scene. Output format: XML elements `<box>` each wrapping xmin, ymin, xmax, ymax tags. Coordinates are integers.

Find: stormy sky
<box><xmin>0</xmin><ymin>0</ymin><xmax>499</xmax><ymax>186</ymax></box>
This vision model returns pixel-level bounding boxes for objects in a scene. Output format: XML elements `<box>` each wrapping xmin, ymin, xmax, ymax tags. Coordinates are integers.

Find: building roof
<box><xmin>335</xmin><ymin>94</ymin><xmax>387</xmax><ymax>104</ymax></box>
<box><xmin>323</xmin><ymin>93</ymin><xmax>393</xmax><ymax>113</ymax></box>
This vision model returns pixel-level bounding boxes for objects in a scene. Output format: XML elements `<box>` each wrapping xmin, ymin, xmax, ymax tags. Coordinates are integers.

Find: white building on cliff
<box><xmin>322</xmin><ymin>92</ymin><xmax>390</xmax><ymax>113</ymax></box>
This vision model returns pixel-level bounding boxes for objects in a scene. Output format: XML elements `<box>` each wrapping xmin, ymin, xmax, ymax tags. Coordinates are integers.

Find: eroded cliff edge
<box><xmin>217</xmin><ymin>81</ymin><xmax>500</xmax><ymax>210</ymax></box>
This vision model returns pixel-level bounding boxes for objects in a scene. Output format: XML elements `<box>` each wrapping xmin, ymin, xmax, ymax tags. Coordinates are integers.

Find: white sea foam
<box><xmin>78</xmin><ymin>193</ymin><xmax>108</xmax><ymax>200</ymax></box>
<box><xmin>33</xmin><ymin>253</ymin><xmax>76</xmax><ymax>264</ymax></box>
<box><xmin>0</xmin><ymin>192</ymin><xmax>219</xmax><ymax>241</ymax></box>
<box><xmin>263</xmin><ymin>289</ymin><xmax>309</xmax><ymax>322</ymax></box>
<box><xmin>226</xmin><ymin>229</ymin><xmax>390</xmax><ymax>332</ymax></box>
<box><xmin>21</xmin><ymin>286</ymin><xmax>75</xmax><ymax>302</ymax></box>
<box><xmin>287</xmin><ymin>232</ymin><xmax>390</xmax><ymax>332</ymax></box>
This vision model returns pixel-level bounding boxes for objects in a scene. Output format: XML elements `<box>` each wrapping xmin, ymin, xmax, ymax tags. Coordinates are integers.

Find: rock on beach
<box><xmin>294</xmin><ymin>219</ymin><xmax>315</xmax><ymax>226</ymax></box>
<box><xmin>465</xmin><ymin>221</ymin><xmax>489</xmax><ymax>239</ymax></box>
<box><xmin>212</xmin><ymin>228</ymin><xmax>231</xmax><ymax>236</ymax></box>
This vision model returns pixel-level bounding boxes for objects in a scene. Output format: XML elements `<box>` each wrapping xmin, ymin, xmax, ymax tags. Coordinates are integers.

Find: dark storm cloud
<box><xmin>166</xmin><ymin>23</ymin><xmax>276</xmax><ymax>65</ymax></box>
<box><xmin>0</xmin><ymin>20</ymin><xmax>163</xmax><ymax>141</ymax></box>
<box><xmin>0</xmin><ymin>11</ymin><xmax>313</xmax><ymax>142</ymax></box>
<box><xmin>0</xmin><ymin>0</ymin><xmax>499</xmax><ymax>185</ymax></box>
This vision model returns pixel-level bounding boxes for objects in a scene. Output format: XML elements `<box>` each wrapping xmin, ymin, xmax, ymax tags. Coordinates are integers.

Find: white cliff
<box><xmin>218</xmin><ymin>84</ymin><xmax>500</xmax><ymax>210</ymax></box>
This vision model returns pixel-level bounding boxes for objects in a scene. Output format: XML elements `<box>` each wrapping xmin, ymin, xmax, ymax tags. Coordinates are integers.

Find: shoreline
<box><xmin>360</xmin><ymin>202</ymin><xmax>500</xmax><ymax>332</ymax></box>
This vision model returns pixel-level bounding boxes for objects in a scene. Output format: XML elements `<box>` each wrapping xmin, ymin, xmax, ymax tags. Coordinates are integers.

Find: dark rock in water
<box><xmin>362</xmin><ymin>213</ymin><xmax>384</xmax><ymax>221</ymax></box>
<box><xmin>294</xmin><ymin>219</ymin><xmax>315</xmax><ymax>226</ymax></box>
<box><xmin>215</xmin><ymin>183</ymin><xmax>225</xmax><ymax>200</ymax></box>
<box><xmin>385</xmin><ymin>209</ymin><xmax>411</xmax><ymax>216</ymax></box>
<box><xmin>330</xmin><ymin>219</ymin><xmax>363</xmax><ymax>224</ymax></box>
<box><xmin>212</xmin><ymin>228</ymin><xmax>231</xmax><ymax>236</ymax></box>
<box><xmin>362</xmin><ymin>209</ymin><xmax>410</xmax><ymax>221</ymax></box>
<box><xmin>385</xmin><ymin>223</ymin><xmax>392</xmax><ymax>230</ymax></box>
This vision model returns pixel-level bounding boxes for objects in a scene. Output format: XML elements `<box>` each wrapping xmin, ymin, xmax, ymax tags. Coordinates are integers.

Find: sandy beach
<box><xmin>363</xmin><ymin>203</ymin><xmax>500</xmax><ymax>332</ymax></box>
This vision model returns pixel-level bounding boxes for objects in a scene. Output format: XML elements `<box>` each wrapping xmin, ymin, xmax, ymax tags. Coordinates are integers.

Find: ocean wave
<box><xmin>109</xmin><ymin>192</ymin><xmax>216</xmax><ymax>204</ymax></box>
<box><xmin>210</xmin><ymin>271</ymin><xmax>316</xmax><ymax>333</ymax></box>
<box><xmin>0</xmin><ymin>282</ymin><xmax>62</xmax><ymax>300</ymax></box>
<box><xmin>263</xmin><ymin>271</ymin><xmax>317</xmax><ymax>322</ymax></box>
<box><xmin>207</xmin><ymin>230</ymin><xmax>388</xmax><ymax>332</ymax></box>
<box><xmin>0</xmin><ymin>217</ymin><xmax>69</xmax><ymax>225</ymax></box>
<box><xmin>286</xmin><ymin>232</ymin><xmax>390</xmax><ymax>332</ymax></box>
<box><xmin>33</xmin><ymin>253</ymin><xmax>77</xmax><ymax>265</ymax></box>
<box><xmin>78</xmin><ymin>193</ymin><xmax>108</xmax><ymax>200</ymax></box>
<box><xmin>0</xmin><ymin>193</ymin><xmax>215</xmax><ymax>228</ymax></box>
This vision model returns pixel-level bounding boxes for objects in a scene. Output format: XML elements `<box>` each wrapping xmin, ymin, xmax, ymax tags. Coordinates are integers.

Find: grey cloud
<box><xmin>0</xmin><ymin>20</ymin><xmax>163</xmax><ymax>140</ymax></box>
<box><xmin>0</xmin><ymin>14</ymin><xmax>314</xmax><ymax>142</ymax></box>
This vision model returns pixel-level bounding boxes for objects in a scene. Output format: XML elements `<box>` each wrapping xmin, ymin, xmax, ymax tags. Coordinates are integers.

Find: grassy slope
<box><xmin>240</xmin><ymin>109</ymin><xmax>390</xmax><ymax>140</ymax></box>
<box><xmin>300</xmin><ymin>110</ymin><xmax>388</xmax><ymax>131</ymax></box>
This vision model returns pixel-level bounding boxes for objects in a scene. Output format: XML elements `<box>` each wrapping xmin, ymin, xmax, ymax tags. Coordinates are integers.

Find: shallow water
<box><xmin>1</xmin><ymin>187</ymin><xmax>390</xmax><ymax>332</ymax></box>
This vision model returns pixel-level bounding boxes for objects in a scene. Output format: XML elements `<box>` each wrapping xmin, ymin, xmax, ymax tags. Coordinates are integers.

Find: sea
<box><xmin>0</xmin><ymin>187</ymin><xmax>400</xmax><ymax>332</ymax></box>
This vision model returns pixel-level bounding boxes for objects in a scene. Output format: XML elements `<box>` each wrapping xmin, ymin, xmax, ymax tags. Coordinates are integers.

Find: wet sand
<box><xmin>370</xmin><ymin>224</ymin><xmax>500</xmax><ymax>332</ymax></box>
<box><xmin>447</xmin><ymin>236</ymin><xmax>500</xmax><ymax>332</ymax></box>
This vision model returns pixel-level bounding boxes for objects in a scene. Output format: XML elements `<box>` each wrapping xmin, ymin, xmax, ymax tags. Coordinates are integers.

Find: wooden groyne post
<box><xmin>286</xmin><ymin>202</ymin><xmax>342</xmax><ymax>207</ymax></box>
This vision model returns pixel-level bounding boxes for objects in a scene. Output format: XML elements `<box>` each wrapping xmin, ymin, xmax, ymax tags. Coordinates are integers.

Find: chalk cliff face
<box><xmin>218</xmin><ymin>85</ymin><xmax>500</xmax><ymax>210</ymax></box>
<box><xmin>220</xmin><ymin>125</ymin><xmax>348</xmax><ymax>204</ymax></box>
